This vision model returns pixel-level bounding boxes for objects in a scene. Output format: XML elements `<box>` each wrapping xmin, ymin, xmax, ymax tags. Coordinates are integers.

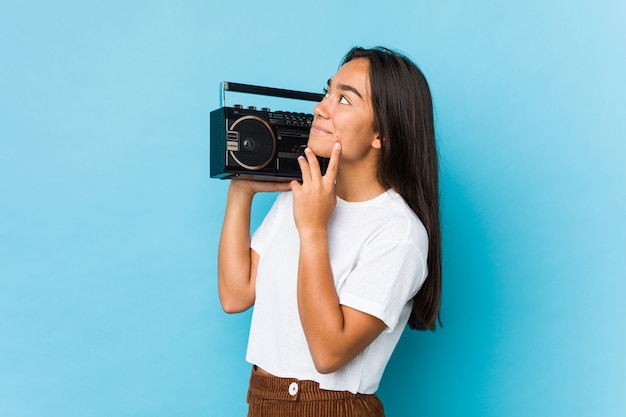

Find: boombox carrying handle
<box><xmin>220</xmin><ymin>82</ymin><xmax>324</xmax><ymax>108</ymax></box>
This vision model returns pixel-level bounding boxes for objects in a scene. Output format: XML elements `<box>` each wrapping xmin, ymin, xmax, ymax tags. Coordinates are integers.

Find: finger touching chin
<box><xmin>306</xmin><ymin>140</ymin><xmax>333</xmax><ymax>158</ymax></box>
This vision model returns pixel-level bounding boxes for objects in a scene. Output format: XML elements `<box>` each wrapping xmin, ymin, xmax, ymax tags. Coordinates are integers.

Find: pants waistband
<box><xmin>247</xmin><ymin>366</ymin><xmax>365</xmax><ymax>402</ymax></box>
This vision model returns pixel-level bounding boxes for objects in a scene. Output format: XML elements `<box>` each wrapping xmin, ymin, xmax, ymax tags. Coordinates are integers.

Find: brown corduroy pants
<box><xmin>246</xmin><ymin>366</ymin><xmax>385</xmax><ymax>417</ymax></box>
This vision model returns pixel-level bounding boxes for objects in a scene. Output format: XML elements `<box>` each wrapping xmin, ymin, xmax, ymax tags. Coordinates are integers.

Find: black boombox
<box><xmin>210</xmin><ymin>82</ymin><xmax>328</xmax><ymax>181</ymax></box>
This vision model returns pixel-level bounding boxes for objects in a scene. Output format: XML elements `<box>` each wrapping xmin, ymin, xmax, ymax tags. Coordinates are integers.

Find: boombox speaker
<box><xmin>210</xmin><ymin>82</ymin><xmax>327</xmax><ymax>182</ymax></box>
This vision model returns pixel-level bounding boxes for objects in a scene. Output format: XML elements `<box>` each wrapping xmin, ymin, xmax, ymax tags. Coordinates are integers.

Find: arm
<box><xmin>290</xmin><ymin>145</ymin><xmax>387</xmax><ymax>374</ymax></box>
<box><xmin>217</xmin><ymin>180</ymin><xmax>290</xmax><ymax>313</ymax></box>
<box><xmin>297</xmin><ymin>229</ymin><xmax>387</xmax><ymax>374</ymax></box>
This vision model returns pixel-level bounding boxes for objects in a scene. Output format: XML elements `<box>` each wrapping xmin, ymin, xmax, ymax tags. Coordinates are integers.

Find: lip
<box><xmin>311</xmin><ymin>124</ymin><xmax>331</xmax><ymax>134</ymax></box>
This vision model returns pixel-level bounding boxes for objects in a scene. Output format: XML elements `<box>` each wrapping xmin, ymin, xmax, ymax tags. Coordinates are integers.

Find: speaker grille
<box><xmin>229</xmin><ymin>116</ymin><xmax>275</xmax><ymax>170</ymax></box>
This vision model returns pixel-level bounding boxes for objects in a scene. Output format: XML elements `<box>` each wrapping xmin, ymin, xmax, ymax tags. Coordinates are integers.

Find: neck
<box><xmin>335</xmin><ymin>163</ymin><xmax>387</xmax><ymax>202</ymax></box>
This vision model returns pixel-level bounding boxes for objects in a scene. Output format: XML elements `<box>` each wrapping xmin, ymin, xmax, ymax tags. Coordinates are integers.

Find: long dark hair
<box><xmin>341</xmin><ymin>46</ymin><xmax>442</xmax><ymax>331</ymax></box>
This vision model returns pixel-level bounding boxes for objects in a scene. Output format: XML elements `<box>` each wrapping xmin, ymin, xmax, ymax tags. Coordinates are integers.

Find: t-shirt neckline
<box><xmin>336</xmin><ymin>189</ymin><xmax>396</xmax><ymax>208</ymax></box>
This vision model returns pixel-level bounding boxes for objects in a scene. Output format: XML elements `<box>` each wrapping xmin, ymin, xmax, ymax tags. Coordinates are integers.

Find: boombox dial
<box><xmin>227</xmin><ymin>115</ymin><xmax>275</xmax><ymax>170</ymax></box>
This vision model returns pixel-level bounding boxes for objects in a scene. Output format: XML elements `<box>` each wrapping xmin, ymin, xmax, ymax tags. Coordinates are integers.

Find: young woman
<box><xmin>218</xmin><ymin>46</ymin><xmax>442</xmax><ymax>417</ymax></box>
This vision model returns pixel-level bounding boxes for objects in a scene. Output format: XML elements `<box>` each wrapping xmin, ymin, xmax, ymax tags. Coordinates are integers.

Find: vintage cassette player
<box><xmin>210</xmin><ymin>82</ymin><xmax>328</xmax><ymax>181</ymax></box>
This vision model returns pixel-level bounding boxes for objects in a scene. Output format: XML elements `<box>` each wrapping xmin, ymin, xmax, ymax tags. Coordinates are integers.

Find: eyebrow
<box><xmin>327</xmin><ymin>78</ymin><xmax>363</xmax><ymax>100</ymax></box>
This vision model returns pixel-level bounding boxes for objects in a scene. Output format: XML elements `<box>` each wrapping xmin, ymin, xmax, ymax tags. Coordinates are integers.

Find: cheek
<box><xmin>337</xmin><ymin>127</ymin><xmax>377</xmax><ymax>160</ymax></box>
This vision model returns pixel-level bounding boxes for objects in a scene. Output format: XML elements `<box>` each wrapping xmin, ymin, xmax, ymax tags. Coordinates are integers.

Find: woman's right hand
<box><xmin>228</xmin><ymin>179</ymin><xmax>292</xmax><ymax>197</ymax></box>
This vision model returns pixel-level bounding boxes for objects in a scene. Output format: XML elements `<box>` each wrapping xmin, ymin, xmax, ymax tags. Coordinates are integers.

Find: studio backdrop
<box><xmin>1</xmin><ymin>1</ymin><xmax>625</xmax><ymax>417</ymax></box>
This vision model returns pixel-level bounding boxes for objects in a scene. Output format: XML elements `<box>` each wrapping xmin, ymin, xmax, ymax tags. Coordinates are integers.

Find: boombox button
<box><xmin>248</xmin><ymin>106</ymin><xmax>257</xmax><ymax>110</ymax></box>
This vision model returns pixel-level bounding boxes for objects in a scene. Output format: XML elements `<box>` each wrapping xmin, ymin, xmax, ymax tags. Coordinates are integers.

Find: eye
<box><xmin>339</xmin><ymin>95</ymin><xmax>350</xmax><ymax>105</ymax></box>
<box><xmin>323</xmin><ymin>87</ymin><xmax>329</xmax><ymax>97</ymax></box>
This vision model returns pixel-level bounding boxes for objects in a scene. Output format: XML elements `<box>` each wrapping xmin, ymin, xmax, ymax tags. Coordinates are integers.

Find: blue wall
<box><xmin>1</xmin><ymin>1</ymin><xmax>625</xmax><ymax>416</ymax></box>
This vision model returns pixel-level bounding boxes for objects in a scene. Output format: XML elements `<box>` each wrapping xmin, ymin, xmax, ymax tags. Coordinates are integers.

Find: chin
<box><xmin>307</xmin><ymin>137</ymin><xmax>333</xmax><ymax>158</ymax></box>
<box><xmin>308</xmin><ymin>144</ymin><xmax>332</xmax><ymax>158</ymax></box>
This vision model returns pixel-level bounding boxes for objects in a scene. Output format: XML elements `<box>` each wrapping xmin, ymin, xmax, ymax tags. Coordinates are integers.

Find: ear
<box><xmin>372</xmin><ymin>133</ymin><xmax>383</xmax><ymax>150</ymax></box>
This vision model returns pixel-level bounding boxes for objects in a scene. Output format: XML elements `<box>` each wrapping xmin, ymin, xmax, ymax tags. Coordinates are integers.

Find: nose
<box><xmin>313</xmin><ymin>98</ymin><xmax>330</xmax><ymax>119</ymax></box>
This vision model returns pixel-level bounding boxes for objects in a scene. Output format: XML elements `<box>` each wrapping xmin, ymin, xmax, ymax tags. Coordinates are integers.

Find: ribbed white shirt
<box><xmin>246</xmin><ymin>189</ymin><xmax>428</xmax><ymax>394</ymax></box>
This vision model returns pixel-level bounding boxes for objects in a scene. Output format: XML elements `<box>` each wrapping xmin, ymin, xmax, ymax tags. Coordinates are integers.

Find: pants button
<box><xmin>288</xmin><ymin>381</ymin><xmax>299</xmax><ymax>396</ymax></box>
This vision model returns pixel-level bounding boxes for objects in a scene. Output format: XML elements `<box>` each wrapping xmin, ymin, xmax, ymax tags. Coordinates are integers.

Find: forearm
<box><xmin>297</xmin><ymin>230</ymin><xmax>387</xmax><ymax>374</ymax></box>
<box><xmin>296</xmin><ymin>230</ymin><xmax>348</xmax><ymax>373</ymax></box>
<box><xmin>217</xmin><ymin>185</ymin><xmax>255</xmax><ymax>313</ymax></box>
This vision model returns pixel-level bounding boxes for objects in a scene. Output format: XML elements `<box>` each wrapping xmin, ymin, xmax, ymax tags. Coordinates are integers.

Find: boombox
<box><xmin>210</xmin><ymin>82</ymin><xmax>328</xmax><ymax>181</ymax></box>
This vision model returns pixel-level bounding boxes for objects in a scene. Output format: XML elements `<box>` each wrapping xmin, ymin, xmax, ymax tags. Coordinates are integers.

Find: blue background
<box><xmin>1</xmin><ymin>1</ymin><xmax>625</xmax><ymax>416</ymax></box>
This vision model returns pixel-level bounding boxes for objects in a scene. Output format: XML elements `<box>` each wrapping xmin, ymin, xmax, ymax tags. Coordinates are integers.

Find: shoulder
<box><xmin>370</xmin><ymin>189</ymin><xmax>428</xmax><ymax>248</ymax></box>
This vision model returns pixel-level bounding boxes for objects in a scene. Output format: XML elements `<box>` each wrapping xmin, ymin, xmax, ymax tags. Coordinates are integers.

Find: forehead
<box><xmin>329</xmin><ymin>58</ymin><xmax>371</xmax><ymax>99</ymax></box>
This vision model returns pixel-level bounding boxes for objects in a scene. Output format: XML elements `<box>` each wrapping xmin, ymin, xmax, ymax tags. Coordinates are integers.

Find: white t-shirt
<box><xmin>246</xmin><ymin>189</ymin><xmax>428</xmax><ymax>394</ymax></box>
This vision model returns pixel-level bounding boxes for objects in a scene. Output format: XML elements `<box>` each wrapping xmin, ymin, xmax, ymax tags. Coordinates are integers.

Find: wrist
<box><xmin>228</xmin><ymin>181</ymin><xmax>255</xmax><ymax>199</ymax></box>
<box><xmin>297</xmin><ymin>227</ymin><xmax>328</xmax><ymax>242</ymax></box>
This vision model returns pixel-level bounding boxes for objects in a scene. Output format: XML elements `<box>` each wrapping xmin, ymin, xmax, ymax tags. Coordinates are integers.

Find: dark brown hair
<box><xmin>341</xmin><ymin>46</ymin><xmax>442</xmax><ymax>330</ymax></box>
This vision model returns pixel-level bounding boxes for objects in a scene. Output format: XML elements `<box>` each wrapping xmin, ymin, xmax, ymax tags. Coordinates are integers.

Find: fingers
<box><xmin>230</xmin><ymin>179</ymin><xmax>292</xmax><ymax>196</ymax></box>
<box><xmin>298</xmin><ymin>143</ymin><xmax>341</xmax><ymax>184</ymax></box>
<box><xmin>297</xmin><ymin>153</ymin><xmax>312</xmax><ymax>184</ymax></box>
<box><xmin>304</xmin><ymin>148</ymin><xmax>321</xmax><ymax>178</ymax></box>
<box><xmin>324</xmin><ymin>142</ymin><xmax>341</xmax><ymax>184</ymax></box>
<box><xmin>289</xmin><ymin>179</ymin><xmax>301</xmax><ymax>193</ymax></box>
<box><xmin>268</xmin><ymin>182</ymin><xmax>293</xmax><ymax>192</ymax></box>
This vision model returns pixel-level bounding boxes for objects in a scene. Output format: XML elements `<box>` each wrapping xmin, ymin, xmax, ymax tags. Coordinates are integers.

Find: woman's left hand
<box><xmin>290</xmin><ymin>142</ymin><xmax>341</xmax><ymax>235</ymax></box>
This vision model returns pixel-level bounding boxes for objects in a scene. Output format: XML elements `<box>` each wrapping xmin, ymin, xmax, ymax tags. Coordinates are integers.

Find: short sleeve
<box><xmin>337</xmin><ymin>240</ymin><xmax>427</xmax><ymax>331</ymax></box>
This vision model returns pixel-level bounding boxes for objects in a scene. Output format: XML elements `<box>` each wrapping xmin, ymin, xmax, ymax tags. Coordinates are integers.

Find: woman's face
<box><xmin>307</xmin><ymin>58</ymin><xmax>381</xmax><ymax>164</ymax></box>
